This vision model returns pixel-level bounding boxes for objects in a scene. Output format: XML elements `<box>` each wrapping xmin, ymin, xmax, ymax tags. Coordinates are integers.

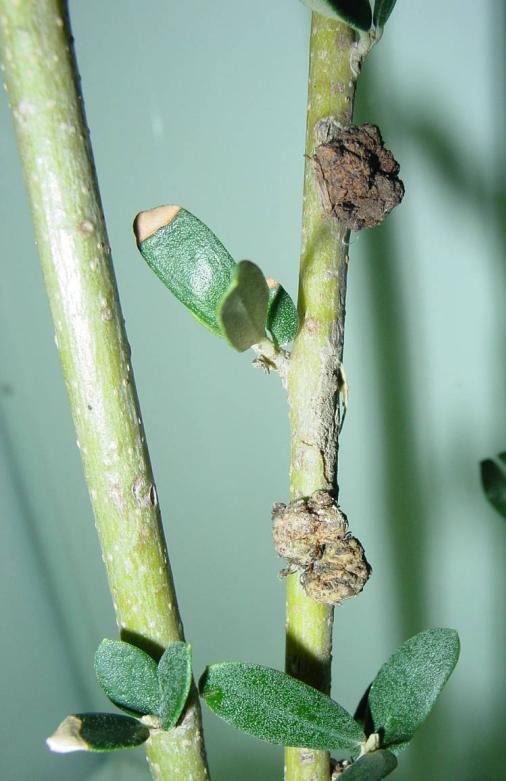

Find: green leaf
<box><xmin>267</xmin><ymin>280</ymin><xmax>299</xmax><ymax>345</ymax></box>
<box><xmin>299</xmin><ymin>0</ymin><xmax>372</xmax><ymax>32</ymax></box>
<box><xmin>46</xmin><ymin>713</ymin><xmax>150</xmax><ymax>753</ymax></box>
<box><xmin>373</xmin><ymin>0</ymin><xmax>398</xmax><ymax>28</ymax></box>
<box><xmin>480</xmin><ymin>457</ymin><xmax>506</xmax><ymax>518</ymax></box>
<box><xmin>135</xmin><ymin>206</ymin><xmax>236</xmax><ymax>335</ymax></box>
<box><xmin>217</xmin><ymin>261</ymin><xmax>269</xmax><ymax>351</ymax></box>
<box><xmin>199</xmin><ymin>662</ymin><xmax>365</xmax><ymax>750</ymax></box>
<box><xmin>368</xmin><ymin>629</ymin><xmax>460</xmax><ymax>746</ymax></box>
<box><xmin>95</xmin><ymin>639</ymin><xmax>160</xmax><ymax>717</ymax></box>
<box><xmin>380</xmin><ymin>733</ymin><xmax>409</xmax><ymax>756</ymax></box>
<box><xmin>353</xmin><ymin>683</ymin><xmax>373</xmax><ymax>731</ymax></box>
<box><xmin>158</xmin><ymin>642</ymin><xmax>192</xmax><ymax>730</ymax></box>
<box><xmin>341</xmin><ymin>750</ymin><xmax>397</xmax><ymax>780</ymax></box>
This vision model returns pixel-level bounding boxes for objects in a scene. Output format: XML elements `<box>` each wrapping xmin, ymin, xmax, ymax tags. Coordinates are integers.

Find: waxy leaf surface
<box><xmin>341</xmin><ymin>750</ymin><xmax>397</xmax><ymax>780</ymax></box>
<box><xmin>95</xmin><ymin>639</ymin><xmax>160</xmax><ymax>717</ymax></box>
<box><xmin>369</xmin><ymin>628</ymin><xmax>460</xmax><ymax>746</ymax></box>
<box><xmin>200</xmin><ymin>662</ymin><xmax>364</xmax><ymax>750</ymax></box>
<box><xmin>47</xmin><ymin>713</ymin><xmax>150</xmax><ymax>753</ymax></box>
<box><xmin>158</xmin><ymin>642</ymin><xmax>192</xmax><ymax>730</ymax></box>
<box><xmin>300</xmin><ymin>0</ymin><xmax>372</xmax><ymax>31</ymax></box>
<box><xmin>218</xmin><ymin>261</ymin><xmax>269</xmax><ymax>351</ymax></box>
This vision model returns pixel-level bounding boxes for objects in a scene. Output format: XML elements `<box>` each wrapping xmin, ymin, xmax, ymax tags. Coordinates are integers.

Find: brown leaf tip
<box><xmin>46</xmin><ymin>716</ymin><xmax>87</xmax><ymax>753</ymax></box>
<box><xmin>133</xmin><ymin>205</ymin><xmax>181</xmax><ymax>244</ymax></box>
<box><xmin>312</xmin><ymin>123</ymin><xmax>404</xmax><ymax>231</ymax></box>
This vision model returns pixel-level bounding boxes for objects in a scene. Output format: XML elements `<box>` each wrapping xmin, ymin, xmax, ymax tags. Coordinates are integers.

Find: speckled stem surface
<box><xmin>285</xmin><ymin>14</ymin><xmax>358</xmax><ymax>781</ymax></box>
<box><xmin>0</xmin><ymin>2</ymin><xmax>208</xmax><ymax>779</ymax></box>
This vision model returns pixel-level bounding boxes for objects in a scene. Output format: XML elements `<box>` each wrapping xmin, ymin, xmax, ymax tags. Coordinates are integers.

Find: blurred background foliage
<box><xmin>0</xmin><ymin>1</ymin><xmax>504</xmax><ymax>779</ymax></box>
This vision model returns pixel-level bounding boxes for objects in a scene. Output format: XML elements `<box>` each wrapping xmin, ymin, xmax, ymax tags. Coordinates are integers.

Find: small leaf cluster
<box><xmin>298</xmin><ymin>0</ymin><xmax>398</xmax><ymax>33</ymax></box>
<box><xmin>47</xmin><ymin>629</ymin><xmax>459</xmax><ymax>776</ymax></box>
<box><xmin>480</xmin><ymin>451</ymin><xmax>506</xmax><ymax>518</ymax></box>
<box><xmin>47</xmin><ymin>640</ymin><xmax>192</xmax><ymax>753</ymax></box>
<box><xmin>199</xmin><ymin>628</ymin><xmax>459</xmax><ymax>779</ymax></box>
<box><xmin>135</xmin><ymin>207</ymin><xmax>298</xmax><ymax>352</ymax></box>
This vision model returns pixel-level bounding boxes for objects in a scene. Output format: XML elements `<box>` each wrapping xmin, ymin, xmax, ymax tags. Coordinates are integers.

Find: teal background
<box><xmin>0</xmin><ymin>1</ymin><xmax>504</xmax><ymax>780</ymax></box>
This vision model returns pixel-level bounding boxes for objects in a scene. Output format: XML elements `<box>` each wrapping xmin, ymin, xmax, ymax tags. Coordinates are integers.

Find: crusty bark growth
<box><xmin>272</xmin><ymin>490</ymin><xmax>370</xmax><ymax>605</ymax></box>
<box><xmin>312</xmin><ymin>123</ymin><xmax>404</xmax><ymax>230</ymax></box>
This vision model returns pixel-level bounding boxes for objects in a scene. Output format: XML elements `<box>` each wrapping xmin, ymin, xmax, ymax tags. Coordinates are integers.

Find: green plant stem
<box><xmin>0</xmin><ymin>3</ymin><xmax>209</xmax><ymax>779</ymax></box>
<box><xmin>285</xmin><ymin>14</ymin><xmax>358</xmax><ymax>781</ymax></box>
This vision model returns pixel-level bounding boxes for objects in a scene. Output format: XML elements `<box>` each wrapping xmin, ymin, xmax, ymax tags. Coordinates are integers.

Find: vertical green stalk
<box><xmin>285</xmin><ymin>13</ymin><xmax>358</xmax><ymax>781</ymax></box>
<box><xmin>0</xmin><ymin>2</ymin><xmax>208</xmax><ymax>780</ymax></box>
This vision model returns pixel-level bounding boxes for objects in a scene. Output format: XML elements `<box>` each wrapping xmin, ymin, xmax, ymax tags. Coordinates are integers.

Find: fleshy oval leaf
<box><xmin>94</xmin><ymin>639</ymin><xmax>160</xmax><ymax>717</ymax></box>
<box><xmin>267</xmin><ymin>280</ymin><xmax>299</xmax><ymax>345</ymax></box>
<box><xmin>158</xmin><ymin>642</ymin><xmax>192</xmax><ymax>730</ymax></box>
<box><xmin>368</xmin><ymin>628</ymin><xmax>460</xmax><ymax>746</ymax></box>
<box><xmin>373</xmin><ymin>0</ymin><xmax>398</xmax><ymax>29</ymax></box>
<box><xmin>47</xmin><ymin>713</ymin><xmax>150</xmax><ymax>753</ymax></box>
<box><xmin>341</xmin><ymin>750</ymin><xmax>397</xmax><ymax>780</ymax></box>
<box><xmin>299</xmin><ymin>0</ymin><xmax>372</xmax><ymax>32</ymax></box>
<box><xmin>199</xmin><ymin>661</ymin><xmax>364</xmax><ymax>750</ymax></box>
<box><xmin>218</xmin><ymin>261</ymin><xmax>269</xmax><ymax>351</ymax></box>
<box><xmin>134</xmin><ymin>205</ymin><xmax>236</xmax><ymax>335</ymax></box>
<box><xmin>480</xmin><ymin>457</ymin><xmax>506</xmax><ymax>518</ymax></box>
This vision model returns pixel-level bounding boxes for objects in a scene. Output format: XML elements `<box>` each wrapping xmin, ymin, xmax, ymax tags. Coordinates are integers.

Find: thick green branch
<box><xmin>0</xmin><ymin>2</ymin><xmax>208</xmax><ymax>779</ymax></box>
<box><xmin>285</xmin><ymin>13</ymin><xmax>358</xmax><ymax>781</ymax></box>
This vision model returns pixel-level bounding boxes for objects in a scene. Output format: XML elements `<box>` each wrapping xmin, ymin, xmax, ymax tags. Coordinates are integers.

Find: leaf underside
<box><xmin>94</xmin><ymin>639</ymin><xmax>160</xmax><ymax>717</ymax></box>
<box><xmin>368</xmin><ymin>628</ymin><xmax>460</xmax><ymax>746</ymax></box>
<box><xmin>158</xmin><ymin>642</ymin><xmax>193</xmax><ymax>730</ymax></box>
<box><xmin>218</xmin><ymin>261</ymin><xmax>269</xmax><ymax>351</ymax></box>
<box><xmin>480</xmin><ymin>457</ymin><xmax>506</xmax><ymax>518</ymax></box>
<box><xmin>353</xmin><ymin>682</ymin><xmax>373</xmax><ymax>732</ymax></box>
<box><xmin>341</xmin><ymin>750</ymin><xmax>398</xmax><ymax>780</ymax></box>
<box><xmin>300</xmin><ymin>0</ymin><xmax>372</xmax><ymax>31</ymax></box>
<box><xmin>200</xmin><ymin>661</ymin><xmax>364</xmax><ymax>750</ymax></box>
<box><xmin>267</xmin><ymin>283</ymin><xmax>299</xmax><ymax>345</ymax></box>
<box><xmin>373</xmin><ymin>0</ymin><xmax>398</xmax><ymax>29</ymax></box>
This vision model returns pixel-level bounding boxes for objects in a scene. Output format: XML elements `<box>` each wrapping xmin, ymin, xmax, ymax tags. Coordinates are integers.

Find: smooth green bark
<box><xmin>0</xmin><ymin>2</ymin><xmax>208</xmax><ymax>779</ymax></box>
<box><xmin>285</xmin><ymin>13</ymin><xmax>358</xmax><ymax>781</ymax></box>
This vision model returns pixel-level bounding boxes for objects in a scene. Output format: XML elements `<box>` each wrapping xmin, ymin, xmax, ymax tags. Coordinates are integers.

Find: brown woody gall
<box><xmin>272</xmin><ymin>490</ymin><xmax>370</xmax><ymax>606</ymax></box>
<box><xmin>312</xmin><ymin>123</ymin><xmax>404</xmax><ymax>231</ymax></box>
